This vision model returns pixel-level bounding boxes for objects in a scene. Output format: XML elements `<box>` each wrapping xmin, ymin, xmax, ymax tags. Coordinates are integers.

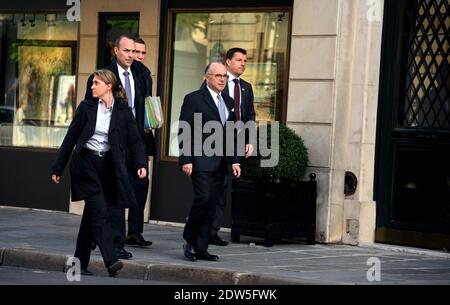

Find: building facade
<box><xmin>0</xmin><ymin>0</ymin><xmax>448</xmax><ymax>250</ymax></box>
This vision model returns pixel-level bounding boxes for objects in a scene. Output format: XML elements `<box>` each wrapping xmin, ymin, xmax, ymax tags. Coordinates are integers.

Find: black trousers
<box><xmin>210</xmin><ymin>175</ymin><xmax>229</xmax><ymax>236</ymax></box>
<box><xmin>127</xmin><ymin>161</ymin><xmax>149</xmax><ymax>235</ymax></box>
<box><xmin>74</xmin><ymin>153</ymin><xmax>117</xmax><ymax>269</ymax></box>
<box><xmin>109</xmin><ymin>204</ymin><xmax>126</xmax><ymax>248</ymax></box>
<box><xmin>183</xmin><ymin>166</ymin><xmax>227</xmax><ymax>253</ymax></box>
<box><xmin>109</xmin><ymin>160</ymin><xmax>149</xmax><ymax>248</ymax></box>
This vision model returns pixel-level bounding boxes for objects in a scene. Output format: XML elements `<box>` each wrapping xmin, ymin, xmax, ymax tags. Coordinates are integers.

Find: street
<box><xmin>0</xmin><ymin>266</ymin><xmax>185</xmax><ymax>285</ymax></box>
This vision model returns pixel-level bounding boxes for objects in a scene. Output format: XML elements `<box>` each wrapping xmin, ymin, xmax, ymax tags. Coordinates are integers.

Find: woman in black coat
<box><xmin>51</xmin><ymin>69</ymin><xmax>147</xmax><ymax>276</ymax></box>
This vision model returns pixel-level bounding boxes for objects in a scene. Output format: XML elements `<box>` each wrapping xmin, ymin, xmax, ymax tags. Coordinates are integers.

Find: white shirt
<box><xmin>85</xmin><ymin>99</ymin><xmax>114</xmax><ymax>152</ymax></box>
<box><xmin>117</xmin><ymin>64</ymin><xmax>136</xmax><ymax>117</ymax></box>
<box><xmin>227</xmin><ymin>72</ymin><xmax>242</xmax><ymax>115</ymax></box>
<box><xmin>206</xmin><ymin>85</ymin><xmax>239</xmax><ymax>166</ymax></box>
<box><xmin>206</xmin><ymin>85</ymin><xmax>229</xmax><ymax>120</ymax></box>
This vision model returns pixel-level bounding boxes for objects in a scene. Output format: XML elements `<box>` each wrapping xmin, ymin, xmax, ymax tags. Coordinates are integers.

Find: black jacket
<box><xmin>133</xmin><ymin>60</ymin><xmax>153</xmax><ymax>97</ymax></box>
<box><xmin>178</xmin><ymin>86</ymin><xmax>240</xmax><ymax>172</ymax></box>
<box><xmin>51</xmin><ymin>98</ymin><xmax>146</xmax><ymax>208</ymax></box>
<box><xmin>85</xmin><ymin>59</ymin><xmax>156</xmax><ymax>156</ymax></box>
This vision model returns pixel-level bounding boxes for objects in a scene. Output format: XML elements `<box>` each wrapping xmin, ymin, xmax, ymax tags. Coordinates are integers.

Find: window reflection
<box><xmin>167</xmin><ymin>11</ymin><xmax>290</xmax><ymax>157</ymax></box>
<box><xmin>97</xmin><ymin>13</ymin><xmax>139</xmax><ymax>68</ymax></box>
<box><xmin>0</xmin><ymin>13</ymin><xmax>78</xmax><ymax>148</ymax></box>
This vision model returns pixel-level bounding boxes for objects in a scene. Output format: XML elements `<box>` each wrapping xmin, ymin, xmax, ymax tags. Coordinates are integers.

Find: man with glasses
<box><xmin>201</xmin><ymin>48</ymin><xmax>256</xmax><ymax>247</ymax></box>
<box><xmin>179</xmin><ymin>63</ymin><xmax>242</xmax><ymax>262</ymax></box>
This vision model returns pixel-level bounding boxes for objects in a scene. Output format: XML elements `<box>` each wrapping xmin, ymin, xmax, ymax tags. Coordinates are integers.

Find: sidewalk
<box><xmin>1</xmin><ymin>206</ymin><xmax>450</xmax><ymax>285</ymax></box>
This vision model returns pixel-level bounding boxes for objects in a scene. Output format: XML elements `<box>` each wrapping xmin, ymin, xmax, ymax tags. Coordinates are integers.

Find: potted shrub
<box><xmin>231</xmin><ymin>123</ymin><xmax>317</xmax><ymax>246</ymax></box>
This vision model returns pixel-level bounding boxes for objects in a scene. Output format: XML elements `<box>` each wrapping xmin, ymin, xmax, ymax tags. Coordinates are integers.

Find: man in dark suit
<box><xmin>85</xmin><ymin>35</ymin><xmax>155</xmax><ymax>259</ymax></box>
<box><xmin>208</xmin><ymin>48</ymin><xmax>256</xmax><ymax>246</ymax></box>
<box><xmin>123</xmin><ymin>36</ymin><xmax>158</xmax><ymax>248</ymax></box>
<box><xmin>179</xmin><ymin>62</ymin><xmax>242</xmax><ymax>262</ymax></box>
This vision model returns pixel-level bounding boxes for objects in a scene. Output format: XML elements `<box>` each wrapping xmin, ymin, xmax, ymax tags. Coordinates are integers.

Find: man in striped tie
<box><xmin>84</xmin><ymin>35</ymin><xmax>154</xmax><ymax>260</ymax></box>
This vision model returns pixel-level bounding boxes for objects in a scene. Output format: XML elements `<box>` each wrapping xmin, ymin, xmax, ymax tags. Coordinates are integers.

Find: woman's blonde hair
<box><xmin>93</xmin><ymin>69</ymin><xmax>128</xmax><ymax>102</ymax></box>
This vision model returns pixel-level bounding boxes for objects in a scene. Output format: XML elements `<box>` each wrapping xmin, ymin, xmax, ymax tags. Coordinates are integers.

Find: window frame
<box><xmin>0</xmin><ymin>11</ymin><xmax>80</xmax><ymax>151</ymax></box>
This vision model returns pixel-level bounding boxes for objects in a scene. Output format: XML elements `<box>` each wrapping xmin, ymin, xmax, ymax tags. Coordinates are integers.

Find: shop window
<box><xmin>165</xmin><ymin>11</ymin><xmax>290</xmax><ymax>157</ymax></box>
<box><xmin>97</xmin><ymin>13</ymin><xmax>139</xmax><ymax>69</ymax></box>
<box><xmin>0</xmin><ymin>13</ymin><xmax>78</xmax><ymax>148</ymax></box>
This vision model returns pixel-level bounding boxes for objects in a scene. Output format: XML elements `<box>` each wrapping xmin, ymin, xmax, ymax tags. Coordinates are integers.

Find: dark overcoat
<box><xmin>85</xmin><ymin>59</ymin><xmax>156</xmax><ymax>156</ymax></box>
<box><xmin>51</xmin><ymin>98</ymin><xmax>146</xmax><ymax>208</ymax></box>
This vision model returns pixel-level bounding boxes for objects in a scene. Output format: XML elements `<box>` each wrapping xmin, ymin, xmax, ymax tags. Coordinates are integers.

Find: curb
<box><xmin>147</xmin><ymin>264</ymin><xmax>236</xmax><ymax>284</ymax></box>
<box><xmin>64</xmin><ymin>258</ymin><xmax>149</xmax><ymax>279</ymax></box>
<box><xmin>359</xmin><ymin>242</ymin><xmax>450</xmax><ymax>258</ymax></box>
<box><xmin>0</xmin><ymin>248</ymin><xmax>325</xmax><ymax>285</ymax></box>
<box><xmin>2</xmin><ymin>249</ymin><xmax>66</xmax><ymax>272</ymax></box>
<box><xmin>235</xmin><ymin>273</ymin><xmax>329</xmax><ymax>285</ymax></box>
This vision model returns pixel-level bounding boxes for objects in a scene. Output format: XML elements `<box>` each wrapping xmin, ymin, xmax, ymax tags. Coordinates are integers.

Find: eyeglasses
<box><xmin>208</xmin><ymin>73</ymin><xmax>228</xmax><ymax>79</ymax></box>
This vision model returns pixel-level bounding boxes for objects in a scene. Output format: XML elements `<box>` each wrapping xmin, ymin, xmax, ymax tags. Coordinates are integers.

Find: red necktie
<box><xmin>233</xmin><ymin>78</ymin><xmax>240</xmax><ymax>121</ymax></box>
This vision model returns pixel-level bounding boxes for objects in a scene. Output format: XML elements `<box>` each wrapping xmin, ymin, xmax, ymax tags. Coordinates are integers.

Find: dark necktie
<box><xmin>233</xmin><ymin>78</ymin><xmax>241</xmax><ymax>121</ymax></box>
<box><xmin>123</xmin><ymin>71</ymin><xmax>133</xmax><ymax>110</ymax></box>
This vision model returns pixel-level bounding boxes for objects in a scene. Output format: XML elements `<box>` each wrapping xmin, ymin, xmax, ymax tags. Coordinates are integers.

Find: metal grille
<box><xmin>400</xmin><ymin>0</ymin><xmax>450</xmax><ymax>129</ymax></box>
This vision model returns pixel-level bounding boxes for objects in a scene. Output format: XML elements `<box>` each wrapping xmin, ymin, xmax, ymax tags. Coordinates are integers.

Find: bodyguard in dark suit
<box><xmin>85</xmin><ymin>35</ymin><xmax>154</xmax><ymax>259</ymax></box>
<box><xmin>51</xmin><ymin>69</ymin><xmax>147</xmax><ymax>276</ymax></box>
<box><xmin>125</xmin><ymin>37</ymin><xmax>158</xmax><ymax>247</ymax></box>
<box><xmin>204</xmin><ymin>48</ymin><xmax>256</xmax><ymax>246</ymax></box>
<box><xmin>223</xmin><ymin>48</ymin><xmax>256</xmax><ymax>135</ymax></box>
<box><xmin>179</xmin><ymin>63</ymin><xmax>242</xmax><ymax>262</ymax></box>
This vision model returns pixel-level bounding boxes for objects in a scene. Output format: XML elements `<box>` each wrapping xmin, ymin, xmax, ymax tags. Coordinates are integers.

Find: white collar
<box><xmin>99</xmin><ymin>97</ymin><xmax>115</xmax><ymax>111</ymax></box>
<box><xmin>117</xmin><ymin>63</ymin><xmax>131</xmax><ymax>76</ymax></box>
<box><xmin>227</xmin><ymin>71</ymin><xmax>240</xmax><ymax>83</ymax></box>
<box><xmin>206</xmin><ymin>85</ymin><xmax>222</xmax><ymax>100</ymax></box>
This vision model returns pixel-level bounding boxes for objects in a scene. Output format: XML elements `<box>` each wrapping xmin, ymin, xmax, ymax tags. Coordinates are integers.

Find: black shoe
<box><xmin>183</xmin><ymin>243</ymin><xmax>197</xmax><ymax>262</ymax></box>
<box><xmin>115</xmin><ymin>247</ymin><xmax>133</xmax><ymax>259</ymax></box>
<box><xmin>107</xmin><ymin>260</ymin><xmax>123</xmax><ymax>277</ymax></box>
<box><xmin>196</xmin><ymin>251</ymin><xmax>219</xmax><ymax>261</ymax></box>
<box><xmin>126</xmin><ymin>233</ymin><xmax>152</xmax><ymax>247</ymax></box>
<box><xmin>81</xmin><ymin>268</ymin><xmax>93</xmax><ymax>276</ymax></box>
<box><xmin>209</xmin><ymin>235</ymin><xmax>229</xmax><ymax>246</ymax></box>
